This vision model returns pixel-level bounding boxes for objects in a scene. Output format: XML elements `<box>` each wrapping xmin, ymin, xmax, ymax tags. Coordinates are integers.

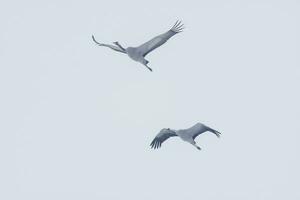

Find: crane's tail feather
<box><xmin>171</xmin><ymin>20</ymin><xmax>185</xmax><ymax>33</ymax></box>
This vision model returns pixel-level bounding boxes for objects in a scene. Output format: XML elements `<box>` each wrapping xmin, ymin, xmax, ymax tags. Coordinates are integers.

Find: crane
<box><xmin>92</xmin><ymin>21</ymin><xmax>184</xmax><ymax>72</ymax></box>
<box><xmin>150</xmin><ymin>123</ymin><xmax>221</xmax><ymax>150</ymax></box>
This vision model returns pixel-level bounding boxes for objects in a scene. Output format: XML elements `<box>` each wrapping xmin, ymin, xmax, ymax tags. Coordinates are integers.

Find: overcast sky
<box><xmin>1</xmin><ymin>0</ymin><xmax>300</xmax><ymax>199</ymax></box>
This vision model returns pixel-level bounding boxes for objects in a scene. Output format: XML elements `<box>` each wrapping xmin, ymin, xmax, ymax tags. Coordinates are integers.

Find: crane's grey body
<box><xmin>150</xmin><ymin>123</ymin><xmax>221</xmax><ymax>150</ymax></box>
<box><xmin>92</xmin><ymin>21</ymin><xmax>184</xmax><ymax>72</ymax></box>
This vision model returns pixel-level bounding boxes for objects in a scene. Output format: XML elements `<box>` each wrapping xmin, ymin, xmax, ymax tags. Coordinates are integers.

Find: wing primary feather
<box><xmin>175</xmin><ymin>20</ymin><xmax>182</xmax><ymax>28</ymax></box>
<box><xmin>172</xmin><ymin>20</ymin><xmax>179</xmax><ymax>29</ymax></box>
<box><xmin>176</xmin><ymin>24</ymin><xmax>184</xmax><ymax>30</ymax></box>
<box><xmin>175</xmin><ymin>22</ymin><xmax>183</xmax><ymax>28</ymax></box>
<box><xmin>150</xmin><ymin>130</ymin><xmax>178</xmax><ymax>149</ymax></box>
<box><xmin>150</xmin><ymin>139</ymin><xmax>155</xmax><ymax>148</ymax></box>
<box><xmin>150</xmin><ymin>140</ymin><xmax>154</xmax><ymax>146</ymax></box>
<box><xmin>171</xmin><ymin>21</ymin><xmax>185</xmax><ymax>33</ymax></box>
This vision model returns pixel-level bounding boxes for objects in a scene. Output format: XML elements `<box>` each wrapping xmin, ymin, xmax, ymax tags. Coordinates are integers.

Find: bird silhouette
<box><xmin>92</xmin><ymin>21</ymin><xmax>184</xmax><ymax>72</ymax></box>
<box><xmin>150</xmin><ymin>123</ymin><xmax>221</xmax><ymax>150</ymax></box>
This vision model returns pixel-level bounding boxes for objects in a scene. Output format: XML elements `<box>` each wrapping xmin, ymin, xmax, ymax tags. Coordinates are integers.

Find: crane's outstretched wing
<box><xmin>150</xmin><ymin>129</ymin><xmax>177</xmax><ymax>149</ymax></box>
<box><xmin>206</xmin><ymin>127</ymin><xmax>221</xmax><ymax>138</ymax></box>
<box><xmin>137</xmin><ymin>21</ymin><xmax>184</xmax><ymax>57</ymax></box>
<box><xmin>192</xmin><ymin>125</ymin><xmax>221</xmax><ymax>140</ymax></box>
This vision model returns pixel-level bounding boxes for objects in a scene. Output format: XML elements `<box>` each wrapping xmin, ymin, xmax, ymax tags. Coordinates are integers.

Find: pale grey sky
<box><xmin>1</xmin><ymin>0</ymin><xmax>300</xmax><ymax>199</ymax></box>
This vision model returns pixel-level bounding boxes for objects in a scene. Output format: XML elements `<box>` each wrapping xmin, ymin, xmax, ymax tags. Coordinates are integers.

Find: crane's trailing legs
<box><xmin>143</xmin><ymin>63</ymin><xmax>152</xmax><ymax>72</ymax></box>
<box><xmin>191</xmin><ymin>141</ymin><xmax>201</xmax><ymax>150</ymax></box>
<box><xmin>139</xmin><ymin>58</ymin><xmax>152</xmax><ymax>71</ymax></box>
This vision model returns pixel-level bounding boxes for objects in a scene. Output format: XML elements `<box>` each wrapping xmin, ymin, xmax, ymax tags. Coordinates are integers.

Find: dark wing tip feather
<box><xmin>150</xmin><ymin>139</ymin><xmax>155</xmax><ymax>148</ymax></box>
<box><xmin>210</xmin><ymin>128</ymin><xmax>221</xmax><ymax>138</ymax></box>
<box><xmin>170</xmin><ymin>20</ymin><xmax>185</xmax><ymax>33</ymax></box>
<box><xmin>150</xmin><ymin>130</ymin><xmax>177</xmax><ymax>150</ymax></box>
<box><xmin>172</xmin><ymin>20</ymin><xmax>180</xmax><ymax>29</ymax></box>
<box><xmin>150</xmin><ymin>138</ymin><xmax>162</xmax><ymax>149</ymax></box>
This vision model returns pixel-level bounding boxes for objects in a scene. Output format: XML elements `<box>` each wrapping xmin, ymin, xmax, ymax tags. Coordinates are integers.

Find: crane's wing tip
<box><xmin>150</xmin><ymin>139</ymin><xmax>162</xmax><ymax>149</ymax></box>
<box><xmin>171</xmin><ymin>21</ymin><xmax>185</xmax><ymax>33</ymax></box>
